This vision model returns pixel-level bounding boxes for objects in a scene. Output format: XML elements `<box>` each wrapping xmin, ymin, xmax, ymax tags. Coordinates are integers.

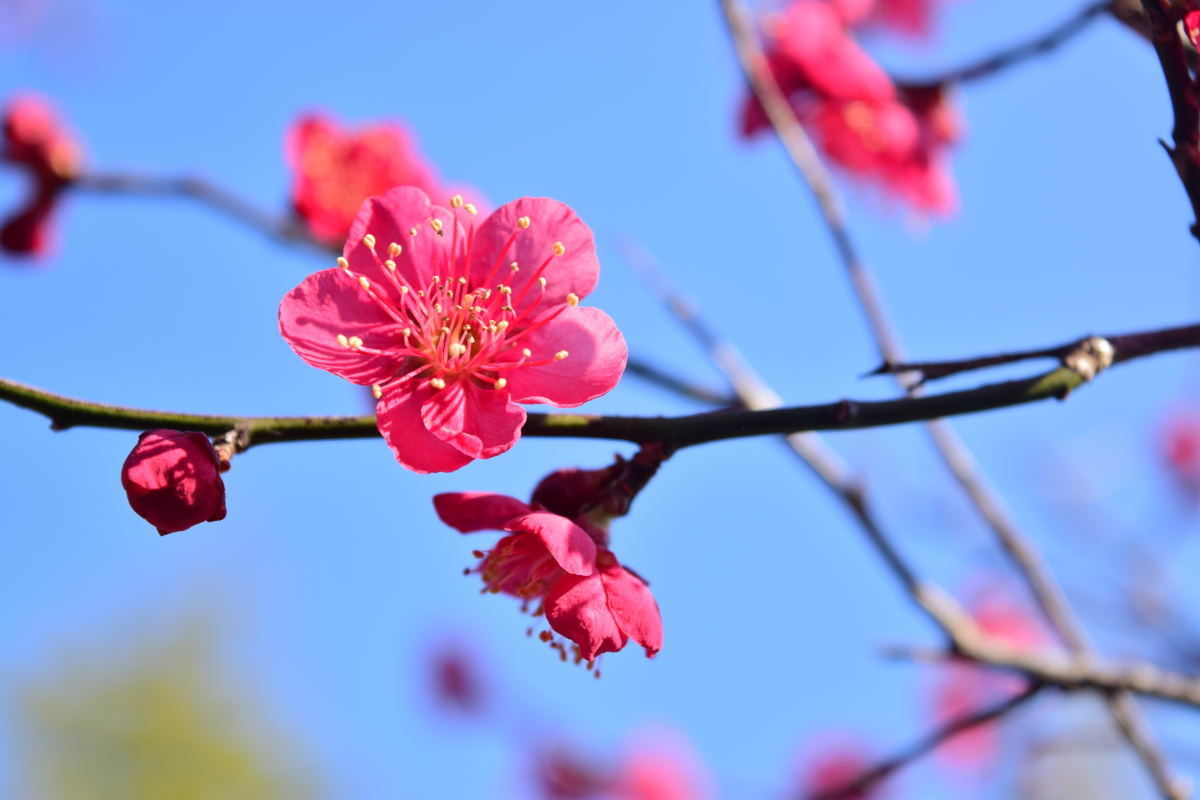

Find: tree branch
<box><xmin>808</xmin><ymin>682</ymin><xmax>1046</xmax><ymax>800</ymax></box>
<box><xmin>898</xmin><ymin>0</ymin><xmax>1111</xmax><ymax>88</ymax></box>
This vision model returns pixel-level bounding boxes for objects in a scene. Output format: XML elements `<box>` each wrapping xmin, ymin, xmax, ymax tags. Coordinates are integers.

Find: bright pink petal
<box><xmin>420</xmin><ymin>380</ymin><xmax>527</xmax><ymax>459</ymax></box>
<box><xmin>278</xmin><ymin>268</ymin><xmax>406</xmax><ymax>385</ymax></box>
<box><xmin>433</xmin><ymin>492</ymin><xmax>533</xmax><ymax>533</ymax></box>
<box><xmin>544</xmin><ymin>573</ymin><xmax>627</xmax><ymax>660</ymax></box>
<box><xmin>773</xmin><ymin>2</ymin><xmax>894</xmax><ymax>102</ymax></box>
<box><xmin>503</xmin><ymin>511</ymin><xmax>597</xmax><ymax>576</ymax></box>
<box><xmin>601</xmin><ymin>562</ymin><xmax>663</xmax><ymax>657</ymax></box>
<box><xmin>344</xmin><ymin>186</ymin><xmax>464</xmax><ymax>292</ymax></box>
<box><xmin>376</xmin><ymin>381</ymin><xmax>474</xmax><ymax>473</ymax></box>
<box><xmin>504</xmin><ymin>306</ymin><xmax>627</xmax><ymax>407</ymax></box>
<box><xmin>467</xmin><ymin>197</ymin><xmax>598</xmax><ymax>307</ymax></box>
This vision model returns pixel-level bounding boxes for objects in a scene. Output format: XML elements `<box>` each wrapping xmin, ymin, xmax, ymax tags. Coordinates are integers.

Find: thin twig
<box><xmin>717</xmin><ymin>2</ymin><xmax>1184</xmax><ymax>795</ymax></box>
<box><xmin>898</xmin><ymin>1</ymin><xmax>1111</xmax><ymax>88</ymax></box>
<box><xmin>624</xmin><ymin>357</ymin><xmax>737</xmax><ymax>406</ymax></box>
<box><xmin>71</xmin><ymin>171</ymin><xmax>334</xmax><ymax>254</ymax></box>
<box><xmin>808</xmin><ymin>683</ymin><xmax>1046</xmax><ymax>800</ymax></box>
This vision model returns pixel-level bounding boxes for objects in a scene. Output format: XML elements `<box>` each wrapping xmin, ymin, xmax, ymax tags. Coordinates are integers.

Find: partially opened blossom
<box><xmin>286</xmin><ymin>113</ymin><xmax>481</xmax><ymax>243</ymax></box>
<box><xmin>120</xmin><ymin>429</ymin><xmax>227</xmax><ymax>536</ymax></box>
<box><xmin>279</xmin><ymin>187</ymin><xmax>627</xmax><ymax>473</ymax></box>
<box><xmin>739</xmin><ymin>1</ymin><xmax>959</xmax><ymax>215</ymax></box>
<box><xmin>1188</xmin><ymin>10</ymin><xmax>1200</xmax><ymax>47</ymax></box>
<box><xmin>1</xmin><ymin>94</ymin><xmax>82</xmax><ymax>258</ymax></box>
<box><xmin>435</xmin><ymin>491</ymin><xmax>661</xmax><ymax>661</ymax></box>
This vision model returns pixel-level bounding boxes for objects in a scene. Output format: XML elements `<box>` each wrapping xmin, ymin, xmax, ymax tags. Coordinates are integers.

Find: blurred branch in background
<box><xmin>717</xmin><ymin>0</ymin><xmax>1185</xmax><ymax>795</ymax></box>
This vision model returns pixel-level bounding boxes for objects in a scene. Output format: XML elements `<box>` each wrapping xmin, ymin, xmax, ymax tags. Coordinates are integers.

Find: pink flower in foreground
<box><xmin>434</xmin><ymin>489</ymin><xmax>662</xmax><ymax>662</ymax></box>
<box><xmin>286</xmin><ymin>113</ymin><xmax>480</xmax><ymax>243</ymax></box>
<box><xmin>120</xmin><ymin>430</ymin><xmax>227</xmax><ymax>536</ymax></box>
<box><xmin>931</xmin><ymin>584</ymin><xmax>1047</xmax><ymax>771</ymax></box>
<box><xmin>279</xmin><ymin>187</ymin><xmax>627</xmax><ymax>473</ymax></box>
<box><xmin>1</xmin><ymin>94</ymin><xmax>81</xmax><ymax>258</ymax></box>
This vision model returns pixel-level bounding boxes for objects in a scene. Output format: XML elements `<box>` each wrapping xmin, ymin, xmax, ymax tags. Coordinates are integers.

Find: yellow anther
<box><xmin>433</xmin><ymin>303</ymin><xmax>442</xmax><ymax>313</ymax></box>
<box><xmin>510</xmin><ymin>261</ymin><xmax>520</xmax><ymax>272</ymax></box>
<box><xmin>538</xmin><ymin>276</ymin><xmax>547</xmax><ymax>288</ymax></box>
<box><xmin>566</xmin><ymin>292</ymin><xmax>579</xmax><ymax>306</ymax></box>
<box><xmin>464</xmin><ymin>203</ymin><xmax>478</xmax><ymax>215</ymax></box>
<box><xmin>496</xmin><ymin>320</ymin><xmax>509</xmax><ymax>331</ymax></box>
<box><xmin>430</xmin><ymin>377</ymin><xmax>447</xmax><ymax>390</ymax></box>
<box><xmin>348</xmin><ymin>336</ymin><xmax>364</xmax><ymax>348</ymax></box>
<box><xmin>388</xmin><ymin>242</ymin><xmax>402</xmax><ymax>257</ymax></box>
<box><xmin>430</xmin><ymin>218</ymin><xmax>444</xmax><ymax>234</ymax></box>
<box><xmin>517</xmin><ymin>216</ymin><xmax>531</xmax><ymax>229</ymax></box>
<box><xmin>336</xmin><ymin>257</ymin><xmax>349</xmax><ymax>270</ymax></box>
<box><xmin>371</xmin><ymin>384</ymin><xmax>383</xmax><ymax>399</ymax></box>
<box><xmin>552</xmin><ymin>241</ymin><xmax>565</xmax><ymax>256</ymax></box>
<box><xmin>494</xmin><ymin>377</ymin><xmax>508</xmax><ymax>390</ymax></box>
<box><xmin>363</xmin><ymin>233</ymin><xmax>376</xmax><ymax>249</ymax></box>
<box><xmin>449</xmin><ymin>342</ymin><xmax>467</xmax><ymax>357</ymax></box>
<box><xmin>499</xmin><ymin>285</ymin><xmax>512</xmax><ymax>295</ymax></box>
<box><xmin>384</xmin><ymin>259</ymin><xmax>397</xmax><ymax>271</ymax></box>
<box><xmin>554</xmin><ymin>350</ymin><xmax>569</xmax><ymax>360</ymax></box>
<box><xmin>358</xmin><ymin>276</ymin><xmax>371</xmax><ymax>290</ymax></box>
<box><xmin>432</xmin><ymin>275</ymin><xmax>441</xmax><ymax>283</ymax></box>
<box><xmin>417</xmin><ymin>290</ymin><xmax>425</xmax><ymax>297</ymax></box>
<box><xmin>522</xmin><ymin>348</ymin><xmax>532</xmax><ymax>358</ymax></box>
<box><xmin>450</xmin><ymin>194</ymin><xmax>464</xmax><ymax>208</ymax></box>
<box><xmin>458</xmin><ymin>276</ymin><xmax>467</xmax><ymax>284</ymax></box>
<box><xmin>336</xmin><ymin>334</ymin><xmax>349</xmax><ymax>348</ymax></box>
<box><xmin>409</xmin><ymin>227</ymin><xmax>418</xmax><ymax>236</ymax></box>
<box><xmin>401</xmin><ymin>327</ymin><xmax>412</xmax><ymax>337</ymax></box>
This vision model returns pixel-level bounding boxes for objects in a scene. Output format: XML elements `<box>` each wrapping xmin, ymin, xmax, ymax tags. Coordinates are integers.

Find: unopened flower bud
<box><xmin>120</xmin><ymin>429</ymin><xmax>227</xmax><ymax>535</ymax></box>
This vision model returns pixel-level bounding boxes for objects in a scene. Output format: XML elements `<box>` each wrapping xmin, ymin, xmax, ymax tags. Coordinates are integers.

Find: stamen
<box><xmin>517</xmin><ymin>216</ymin><xmax>531</xmax><ymax>229</ymax></box>
<box><xmin>448</xmin><ymin>342</ymin><xmax>467</xmax><ymax>357</ymax></box>
<box><xmin>430</xmin><ymin>377</ymin><xmax>446</xmax><ymax>390</ymax></box>
<box><xmin>495</xmin><ymin>320</ymin><xmax>509</xmax><ymax>331</ymax></box>
<box><xmin>552</xmin><ymin>242</ymin><xmax>565</xmax><ymax>256</ymax></box>
<box><xmin>494</xmin><ymin>377</ymin><xmax>508</xmax><ymax>389</ymax></box>
<box><xmin>464</xmin><ymin>203</ymin><xmax>478</xmax><ymax>215</ymax></box>
<box><xmin>358</xmin><ymin>276</ymin><xmax>371</xmax><ymax>290</ymax></box>
<box><xmin>522</xmin><ymin>348</ymin><xmax>532</xmax><ymax>358</ymax></box>
<box><xmin>363</xmin><ymin>233</ymin><xmax>376</xmax><ymax>249</ymax></box>
<box><xmin>566</xmin><ymin>292</ymin><xmax>579</xmax><ymax>306</ymax></box>
<box><xmin>538</xmin><ymin>277</ymin><xmax>547</xmax><ymax>288</ymax></box>
<box><xmin>430</xmin><ymin>218</ymin><xmax>444</xmax><ymax>234</ymax></box>
<box><xmin>388</xmin><ymin>242</ymin><xmax>402</xmax><ymax>257</ymax></box>
<box><xmin>449</xmin><ymin>194</ymin><xmax>464</xmax><ymax>208</ymax></box>
<box><xmin>409</xmin><ymin>227</ymin><xmax>418</xmax><ymax>237</ymax></box>
<box><xmin>336</xmin><ymin>334</ymin><xmax>349</xmax><ymax>348</ymax></box>
<box><xmin>554</xmin><ymin>350</ymin><xmax>568</xmax><ymax>360</ymax></box>
<box><xmin>384</xmin><ymin>259</ymin><xmax>397</xmax><ymax>271</ymax></box>
<box><xmin>371</xmin><ymin>384</ymin><xmax>383</xmax><ymax>399</ymax></box>
<box><xmin>348</xmin><ymin>336</ymin><xmax>364</xmax><ymax>348</ymax></box>
<box><xmin>510</xmin><ymin>262</ymin><xmax>520</xmax><ymax>272</ymax></box>
<box><xmin>337</xmin><ymin>257</ymin><xmax>349</xmax><ymax>270</ymax></box>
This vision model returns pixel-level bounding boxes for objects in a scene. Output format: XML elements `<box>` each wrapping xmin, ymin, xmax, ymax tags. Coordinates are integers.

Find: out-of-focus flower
<box><xmin>1</xmin><ymin>93</ymin><xmax>81</xmax><ymax>257</ymax></box>
<box><xmin>533</xmin><ymin>734</ymin><xmax>709</xmax><ymax>800</ymax></box>
<box><xmin>429</xmin><ymin>641</ymin><xmax>486</xmax><ymax>715</ymax></box>
<box><xmin>279</xmin><ymin>187</ymin><xmax>627</xmax><ymax>473</ymax></box>
<box><xmin>1187</xmin><ymin>10</ymin><xmax>1200</xmax><ymax>47</ymax></box>
<box><xmin>834</xmin><ymin>0</ymin><xmax>951</xmax><ymax>38</ymax></box>
<box><xmin>286</xmin><ymin>113</ymin><xmax>480</xmax><ymax>243</ymax></box>
<box><xmin>120</xmin><ymin>430</ymin><xmax>227</xmax><ymax>535</ymax></box>
<box><xmin>1162</xmin><ymin>411</ymin><xmax>1200</xmax><ymax>497</ymax></box>
<box><xmin>434</xmin><ymin>491</ymin><xmax>662</xmax><ymax>662</ymax></box>
<box><xmin>739</xmin><ymin>1</ymin><xmax>960</xmax><ymax>215</ymax></box>
<box><xmin>931</xmin><ymin>584</ymin><xmax>1048</xmax><ymax>771</ymax></box>
<box><xmin>799</xmin><ymin>739</ymin><xmax>881</xmax><ymax>800</ymax></box>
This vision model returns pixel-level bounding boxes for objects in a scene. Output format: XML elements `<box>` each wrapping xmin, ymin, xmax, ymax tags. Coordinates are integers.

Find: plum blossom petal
<box><xmin>600</xmin><ymin>560</ymin><xmax>663</xmax><ymax>657</ymax></box>
<box><xmin>279</xmin><ymin>268</ymin><xmax>408</xmax><ymax>385</ymax></box>
<box><xmin>544</xmin><ymin>572</ymin><xmax>628</xmax><ymax>660</ymax></box>
<box><xmin>504</xmin><ymin>511</ymin><xmax>598</xmax><ymax>576</ymax></box>
<box><xmin>467</xmin><ymin>197</ymin><xmax>598</xmax><ymax>307</ymax></box>
<box><xmin>503</xmin><ymin>306</ymin><xmax>627</xmax><ymax>407</ymax></box>
<box><xmin>433</xmin><ymin>492</ymin><xmax>533</xmax><ymax>533</ymax></box>
<box><xmin>420</xmin><ymin>380</ymin><xmax>527</xmax><ymax>459</ymax></box>
<box><xmin>344</xmin><ymin>186</ymin><xmax>463</xmax><ymax>292</ymax></box>
<box><xmin>376</xmin><ymin>381</ymin><xmax>474</xmax><ymax>474</ymax></box>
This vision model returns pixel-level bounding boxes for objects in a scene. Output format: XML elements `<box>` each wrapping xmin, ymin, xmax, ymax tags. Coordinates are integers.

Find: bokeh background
<box><xmin>3</xmin><ymin>0</ymin><xmax>1200</xmax><ymax>797</ymax></box>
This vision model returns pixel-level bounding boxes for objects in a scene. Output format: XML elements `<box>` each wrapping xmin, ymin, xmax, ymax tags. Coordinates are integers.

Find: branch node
<box><xmin>1062</xmin><ymin>335</ymin><xmax>1115</xmax><ymax>382</ymax></box>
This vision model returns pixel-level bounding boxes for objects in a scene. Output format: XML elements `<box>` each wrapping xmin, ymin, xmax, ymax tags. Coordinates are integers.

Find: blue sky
<box><xmin>2</xmin><ymin>1</ymin><xmax>1199</xmax><ymax>797</ymax></box>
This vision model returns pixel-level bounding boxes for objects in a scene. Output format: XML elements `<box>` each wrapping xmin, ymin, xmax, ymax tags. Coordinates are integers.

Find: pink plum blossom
<box><xmin>286</xmin><ymin>113</ymin><xmax>482</xmax><ymax>243</ymax></box>
<box><xmin>1</xmin><ymin>93</ymin><xmax>81</xmax><ymax>258</ymax></box>
<box><xmin>279</xmin><ymin>187</ymin><xmax>627</xmax><ymax>473</ymax></box>
<box><xmin>433</xmin><ymin>490</ymin><xmax>662</xmax><ymax>661</ymax></box>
